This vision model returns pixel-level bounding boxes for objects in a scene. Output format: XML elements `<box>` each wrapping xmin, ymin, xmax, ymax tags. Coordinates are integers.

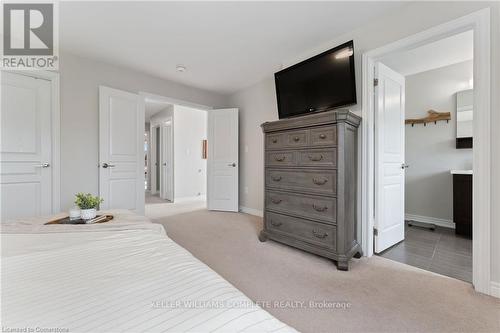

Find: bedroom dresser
<box><xmin>259</xmin><ymin>109</ymin><xmax>362</xmax><ymax>270</ymax></box>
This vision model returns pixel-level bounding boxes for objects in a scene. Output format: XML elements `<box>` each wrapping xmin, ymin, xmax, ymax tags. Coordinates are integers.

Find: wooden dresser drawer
<box><xmin>266</xmin><ymin>133</ymin><xmax>284</xmax><ymax>149</ymax></box>
<box><xmin>310</xmin><ymin>125</ymin><xmax>337</xmax><ymax>146</ymax></box>
<box><xmin>266</xmin><ymin>212</ymin><xmax>336</xmax><ymax>249</ymax></box>
<box><xmin>266</xmin><ymin>169</ymin><xmax>336</xmax><ymax>195</ymax></box>
<box><xmin>265</xmin><ymin>129</ymin><xmax>309</xmax><ymax>150</ymax></box>
<box><xmin>297</xmin><ymin>149</ymin><xmax>337</xmax><ymax>168</ymax></box>
<box><xmin>283</xmin><ymin>129</ymin><xmax>309</xmax><ymax>147</ymax></box>
<box><xmin>266</xmin><ymin>191</ymin><xmax>336</xmax><ymax>224</ymax></box>
<box><xmin>265</xmin><ymin>151</ymin><xmax>296</xmax><ymax>167</ymax></box>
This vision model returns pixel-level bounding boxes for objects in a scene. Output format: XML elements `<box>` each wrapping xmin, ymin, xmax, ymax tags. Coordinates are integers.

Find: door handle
<box><xmin>36</xmin><ymin>163</ymin><xmax>50</xmax><ymax>168</ymax></box>
<box><xmin>401</xmin><ymin>163</ymin><xmax>409</xmax><ymax>169</ymax></box>
<box><xmin>228</xmin><ymin>163</ymin><xmax>236</xmax><ymax>167</ymax></box>
<box><xmin>102</xmin><ymin>163</ymin><xmax>116</xmax><ymax>168</ymax></box>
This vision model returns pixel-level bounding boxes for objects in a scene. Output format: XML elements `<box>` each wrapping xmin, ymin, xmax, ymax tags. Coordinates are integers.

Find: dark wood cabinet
<box><xmin>452</xmin><ymin>174</ymin><xmax>472</xmax><ymax>238</ymax></box>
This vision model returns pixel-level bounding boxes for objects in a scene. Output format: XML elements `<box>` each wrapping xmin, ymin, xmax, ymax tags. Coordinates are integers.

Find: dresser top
<box><xmin>261</xmin><ymin>109</ymin><xmax>361</xmax><ymax>132</ymax></box>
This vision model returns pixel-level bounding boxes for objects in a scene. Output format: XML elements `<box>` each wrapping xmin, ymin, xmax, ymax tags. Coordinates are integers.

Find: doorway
<box><xmin>375</xmin><ymin>32</ymin><xmax>474</xmax><ymax>282</ymax></box>
<box><xmin>144</xmin><ymin>97</ymin><xmax>208</xmax><ymax>211</ymax></box>
<box><xmin>361</xmin><ymin>9</ymin><xmax>491</xmax><ymax>294</ymax></box>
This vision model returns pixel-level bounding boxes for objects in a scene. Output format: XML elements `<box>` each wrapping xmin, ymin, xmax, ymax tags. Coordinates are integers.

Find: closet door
<box><xmin>1</xmin><ymin>72</ymin><xmax>52</xmax><ymax>220</ymax></box>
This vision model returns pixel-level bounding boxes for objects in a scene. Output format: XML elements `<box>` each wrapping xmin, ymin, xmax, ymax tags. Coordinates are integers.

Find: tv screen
<box><xmin>274</xmin><ymin>40</ymin><xmax>356</xmax><ymax>119</ymax></box>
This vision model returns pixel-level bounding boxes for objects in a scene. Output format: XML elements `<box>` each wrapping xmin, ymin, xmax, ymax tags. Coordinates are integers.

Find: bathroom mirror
<box><xmin>456</xmin><ymin>89</ymin><xmax>473</xmax><ymax>148</ymax></box>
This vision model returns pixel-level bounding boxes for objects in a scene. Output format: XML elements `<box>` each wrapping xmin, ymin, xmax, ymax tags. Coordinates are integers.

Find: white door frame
<box><xmin>361</xmin><ymin>8</ymin><xmax>491</xmax><ymax>294</ymax></box>
<box><xmin>139</xmin><ymin>92</ymin><xmax>212</xmax><ymax>111</ymax></box>
<box><xmin>160</xmin><ymin>118</ymin><xmax>173</xmax><ymax>201</ymax></box>
<box><xmin>140</xmin><ymin>91</ymin><xmax>212</xmax><ymax>202</ymax></box>
<box><xmin>150</xmin><ymin>124</ymin><xmax>160</xmax><ymax>195</ymax></box>
<box><xmin>3</xmin><ymin>70</ymin><xmax>61</xmax><ymax>214</ymax></box>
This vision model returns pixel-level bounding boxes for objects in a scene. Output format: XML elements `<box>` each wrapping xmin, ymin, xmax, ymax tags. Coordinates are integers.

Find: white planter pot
<box><xmin>80</xmin><ymin>208</ymin><xmax>97</xmax><ymax>220</ymax></box>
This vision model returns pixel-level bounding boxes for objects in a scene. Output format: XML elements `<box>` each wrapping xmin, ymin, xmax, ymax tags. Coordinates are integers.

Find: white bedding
<box><xmin>1</xmin><ymin>212</ymin><xmax>296</xmax><ymax>333</ymax></box>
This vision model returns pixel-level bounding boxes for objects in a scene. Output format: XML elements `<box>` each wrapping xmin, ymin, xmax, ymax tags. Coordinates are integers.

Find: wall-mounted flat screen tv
<box><xmin>274</xmin><ymin>40</ymin><xmax>356</xmax><ymax>119</ymax></box>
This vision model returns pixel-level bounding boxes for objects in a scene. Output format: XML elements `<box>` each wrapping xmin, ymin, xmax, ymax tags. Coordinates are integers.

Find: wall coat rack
<box><xmin>405</xmin><ymin>110</ymin><xmax>451</xmax><ymax>127</ymax></box>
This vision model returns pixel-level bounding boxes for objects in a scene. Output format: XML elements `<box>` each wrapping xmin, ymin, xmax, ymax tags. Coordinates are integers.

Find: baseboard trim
<box><xmin>490</xmin><ymin>281</ymin><xmax>500</xmax><ymax>298</ymax></box>
<box><xmin>405</xmin><ymin>213</ymin><xmax>455</xmax><ymax>229</ymax></box>
<box><xmin>239</xmin><ymin>206</ymin><xmax>263</xmax><ymax>217</ymax></box>
<box><xmin>174</xmin><ymin>195</ymin><xmax>206</xmax><ymax>203</ymax></box>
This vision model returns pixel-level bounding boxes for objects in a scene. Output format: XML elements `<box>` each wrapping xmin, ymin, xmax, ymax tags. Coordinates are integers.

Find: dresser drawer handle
<box><xmin>271</xmin><ymin>198</ymin><xmax>282</xmax><ymax>204</ymax></box>
<box><xmin>312</xmin><ymin>178</ymin><xmax>328</xmax><ymax>185</ymax></box>
<box><xmin>319</xmin><ymin>134</ymin><xmax>327</xmax><ymax>139</ymax></box>
<box><xmin>308</xmin><ymin>154</ymin><xmax>323</xmax><ymax>162</ymax></box>
<box><xmin>312</xmin><ymin>230</ymin><xmax>328</xmax><ymax>239</ymax></box>
<box><xmin>274</xmin><ymin>156</ymin><xmax>286</xmax><ymax>162</ymax></box>
<box><xmin>271</xmin><ymin>176</ymin><xmax>282</xmax><ymax>182</ymax></box>
<box><xmin>293</xmin><ymin>136</ymin><xmax>300</xmax><ymax>142</ymax></box>
<box><xmin>272</xmin><ymin>138</ymin><xmax>278</xmax><ymax>143</ymax></box>
<box><xmin>271</xmin><ymin>220</ymin><xmax>283</xmax><ymax>227</ymax></box>
<box><xmin>312</xmin><ymin>204</ymin><xmax>328</xmax><ymax>212</ymax></box>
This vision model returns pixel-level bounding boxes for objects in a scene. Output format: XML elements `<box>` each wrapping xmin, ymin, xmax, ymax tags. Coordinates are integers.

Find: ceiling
<box><xmin>145</xmin><ymin>100</ymin><xmax>171</xmax><ymax>121</ymax></box>
<box><xmin>381</xmin><ymin>30</ymin><xmax>473</xmax><ymax>76</ymax></box>
<box><xmin>60</xmin><ymin>2</ymin><xmax>406</xmax><ymax>94</ymax></box>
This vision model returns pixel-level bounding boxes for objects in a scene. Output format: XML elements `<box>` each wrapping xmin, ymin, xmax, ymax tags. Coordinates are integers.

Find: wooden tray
<box><xmin>45</xmin><ymin>214</ymin><xmax>114</xmax><ymax>225</ymax></box>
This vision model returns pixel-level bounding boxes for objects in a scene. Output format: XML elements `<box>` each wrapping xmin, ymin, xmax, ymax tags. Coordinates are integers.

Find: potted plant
<box><xmin>75</xmin><ymin>193</ymin><xmax>103</xmax><ymax>220</ymax></box>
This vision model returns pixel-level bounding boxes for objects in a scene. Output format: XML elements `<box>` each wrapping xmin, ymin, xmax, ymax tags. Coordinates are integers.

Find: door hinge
<box><xmin>374</xmin><ymin>78</ymin><xmax>379</xmax><ymax>87</ymax></box>
<box><xmin>373</xmin><ymin>228</ymin><xmax>378</xmax><ymax>236</ymax></box>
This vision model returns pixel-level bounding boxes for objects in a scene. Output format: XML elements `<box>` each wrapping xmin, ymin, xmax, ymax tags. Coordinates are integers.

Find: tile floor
<box><xmin>379</xmin><ymin>222</ymin><xmax>472</xmax><ymax>282</ymax></box>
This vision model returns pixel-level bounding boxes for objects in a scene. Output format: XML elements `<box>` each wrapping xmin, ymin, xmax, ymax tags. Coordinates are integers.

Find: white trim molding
<box><xmin>139</xmin><ymin>92</ymin><xmax>213</xmax><ymax>111</ymax></box>
<box><xmin>491</xmin><ymin>282</ymin><xmax>500</xmax><ymax>298</ymax></box>
<box><xmin>361</xmin><ymin>8</ymin><xmax>491</xmax><ymax>295</ymax></box>
<box><xmin>405</xmin><ymin>214</ymin><xmax>455</xmax><ymax>229</ymax></box>
<box><xmin>174</xmin><ymin>195</ymin><xmax>206</xmax><ymax>203</ymax></box>
<box><xmin>239</xmin><ymin>206</ymin><xmax>263</xmax><ymax>217</ymax></box>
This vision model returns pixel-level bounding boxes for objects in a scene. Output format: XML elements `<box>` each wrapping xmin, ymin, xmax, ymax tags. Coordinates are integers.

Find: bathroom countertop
<box><xmin>450</xmin><ymin>169</ymin><xmax>473</xmax><ymax>175</ymax></box>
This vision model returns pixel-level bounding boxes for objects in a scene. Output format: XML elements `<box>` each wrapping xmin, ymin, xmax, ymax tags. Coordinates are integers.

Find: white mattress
<box><xmin>1</xmin><ymin>212</ymin><xmax>296</xmax><ymax>332</ymax></box>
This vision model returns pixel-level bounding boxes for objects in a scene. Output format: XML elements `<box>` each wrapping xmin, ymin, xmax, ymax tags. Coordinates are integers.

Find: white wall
<box><xmin>59</xmin><ymin>52</ymin><xmax>227</xmax><ymax>210</ymax></box>
<box><xmin>228</xmin><ymin>2</ymin><xmax>500</xmax><ymax>285</ymax></box>
<box><xmin>403</xmin><ymin>61</ymin><xmax>473</xmax><ymax>223</ymax></box>
<box><xmin>172</xmin><ymin>105</ymin><xmax>207</xmax><ymax>199</ymax></box>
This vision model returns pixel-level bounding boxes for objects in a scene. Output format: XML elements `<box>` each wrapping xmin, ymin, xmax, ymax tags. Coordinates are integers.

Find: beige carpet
<box><xmin>150</xmin><ymin>209</ymin><xmax>500</xmax><ymax>333</ymax></box>
<box><xmin>145</xmin><ymin>197</ymin><xmax>206</xmax><ymax>219</ymax></box>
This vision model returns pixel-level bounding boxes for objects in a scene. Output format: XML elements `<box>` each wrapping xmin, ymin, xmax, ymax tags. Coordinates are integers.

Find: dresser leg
<box><xmin>354</xmin><ymin>251</ymin><xmax>363</xmax><ymax>259</ymax></box>
<box><xmin>258</xmin><ymin>231</ymin><xmax>268</xmax><ymax>242</ymax></box>
<box><xmin>337</xmin><ymin>260</ymin><xmax>349</xmax><ymax>271</ymax></box>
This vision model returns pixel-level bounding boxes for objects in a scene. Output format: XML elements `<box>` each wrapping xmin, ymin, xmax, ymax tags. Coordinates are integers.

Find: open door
<box><xmin>374</xmin><ymin>63</ymin><xmax>406</xmax><ymax>253</ymax></box>
<box><xmin>207</xmin><ymin>108</ymin><xmax>238</xmax><ymax>211</ymax></box>
<box><xmin>99</xmin><ymin>86</ymin><xmax>145</xmax><ymax>214</ymax></box>
<box><xmin>160</xmin><ymin>121</ymin><xmax>174</xmax><ymax>201</ymax></box>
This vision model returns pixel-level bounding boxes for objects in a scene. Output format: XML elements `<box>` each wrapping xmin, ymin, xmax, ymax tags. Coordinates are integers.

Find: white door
<box><xmin>207</xmin><ymin>108</ymin><xmax>238</xmax><ymax>211</ymax></box>
<box><xmin>160</xmin><ymin>121</ymin><xmax>173</xmax><ymax>201</ymax></box>
<box><xmin>1</xmin><ymin>72</ymin><xmax>52</xmax><ymax>220</ymax></box>
<box><xmin>374</xmin><ymin>63</ymin><xmax>406</xmax><ymax>253</ymax></box>
<box><xmin>99</xmin><ymin>86</ymin><xmax>144</xmax><ymax>214</ymax></box>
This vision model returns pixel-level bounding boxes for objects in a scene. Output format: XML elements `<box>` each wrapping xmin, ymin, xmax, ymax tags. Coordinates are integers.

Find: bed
<box><xmin>1</xmin><ymin>210</ymin><xmax>296</xmax><ymax>332</ymax></box>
